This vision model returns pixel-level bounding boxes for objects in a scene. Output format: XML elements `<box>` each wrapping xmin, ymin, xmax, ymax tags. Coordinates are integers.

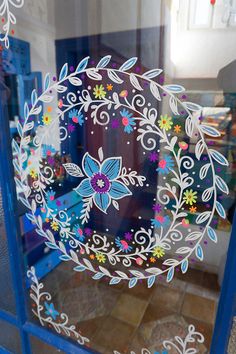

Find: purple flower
<box><xmin>68</xmin><ymin>123</ymin><xmax>75</xmax><ymax>133</ymax></box>
<box><xmin>84</xmin><ymin>227</ymin><xmax>92</xmax><ymax>236</ymax></box>
<box><xmin>152</xmin><ymin>203</ymin><xmax>162</xmax><ymax>213</ymax></box>
<box><xmin>47</xmin><ymin>156</ymin><xmax>55</xmax><ymax>166</ymax></box>
<box><xmin>124</xmin><ymin>232</ymin><xmax>133</xmax><ymax>241</ymax></box>
<box><xmin>111</xmin><ymin>119</ymin><xmax>119</xmax><ymax>129</ymax></box>
<box><xmin>149</xmin><ymin>151</ymin><xmax>158</xmax><ymax>162</ymax></box>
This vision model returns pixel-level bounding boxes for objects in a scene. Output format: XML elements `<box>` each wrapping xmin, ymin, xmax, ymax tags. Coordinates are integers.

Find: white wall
<box><xmin>170</xmin><ymin>0</ymin><xmax>236</xmax><ymax>78</ymax></box>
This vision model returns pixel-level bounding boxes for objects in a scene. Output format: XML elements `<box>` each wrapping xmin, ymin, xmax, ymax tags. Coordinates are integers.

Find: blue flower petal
<box><xmin>83</xmin><ymin>152</ymin><xmax>100</xmax><ymax>177</ymax></box>
<box><xmin>94</xmin><ymin>193</ymin><xmax>111</xmax><ymax>212</ymax></box>
<box><xmin>101</xmin><ymin>157</ymin><xmax>121</xmax><ymax>180</ymax></box>
<box><xmin>109</xmin><ymin>181</ymin><xmax>132</xmax><ymax>200</ymax></box>
<box><xmin>74</xmin><ymin>178</ymin><xmax>94</xmax><ymax>197</ymax></box>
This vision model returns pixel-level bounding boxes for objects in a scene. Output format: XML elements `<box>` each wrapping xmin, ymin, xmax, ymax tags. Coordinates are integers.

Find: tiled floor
<box><xmin>39</xmin><ymin>262</ymin><xmax>220</xmax><ymax>354</ymax></box>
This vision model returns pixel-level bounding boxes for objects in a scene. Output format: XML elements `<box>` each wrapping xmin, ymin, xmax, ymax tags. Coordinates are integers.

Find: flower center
<box><xmin>120</xmin><ymin>240</ymin><xmax>129</xmax><ymax>249</ymax></box>
<box><xmin>122</xmin><ymin>117</ymin><xmax>129</xmax><ymax>126</ymax></box>
<box><xmin>91</xmin><ymin>173</ymin><xmax>110</xmax><ymax>193</ymax></box>
<box><xmin>158</xmin><ymin>159</ymin><xmax>167</xmax><ymax>169</ymax></box>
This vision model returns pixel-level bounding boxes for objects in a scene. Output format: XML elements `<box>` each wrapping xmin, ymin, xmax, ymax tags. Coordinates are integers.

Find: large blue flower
<box><xmin>156</xmin><ymin>155</ymin><xmax>174</xmax><ymax>174</ymax></box>
<box><xmin>69</xmin><ymin>109</ymin><xmax>84</xmax><ymax>126</ymax></box>
<box><xmin>74</xmin><ymin>152</ymin><xmax>131</xmax><ymax>213</ymax></box>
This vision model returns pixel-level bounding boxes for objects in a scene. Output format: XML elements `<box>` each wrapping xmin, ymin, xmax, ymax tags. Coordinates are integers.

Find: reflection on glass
<box><xmin>1</xmin><ymin>1</ymin><xmax>235</xmax><ymax>353</ymax></box>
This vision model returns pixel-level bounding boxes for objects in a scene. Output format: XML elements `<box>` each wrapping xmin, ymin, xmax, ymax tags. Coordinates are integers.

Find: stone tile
<box><xmin>176</xmin><ymin>267</ymin><xmax>204</xmax><ymax>286</ymax></box>
<box><xmin>77</xmin><ymin>315</ymin><xmax>107</xmax><ymax>341</ymax></box>
<box><xmin>142</xmin><ymin>303</ymin><xmax>173</xmax><ymax>324</ymax></box>
<box><xmin>186</xmin><ymin>283</ymin><xmax>219</xmax><ymax>301</ymax></box>
<box><xmin>181</xmin><ymin>293</ymin><xmax>216</xmax><ymax>324</ymax></box>
<box><xmin>183</xmin><ymin>316</ymin><xmax>214</xmax><ymax>351</ymax></box>
<box><xmin>150</xmin><ymin>284</ymin><xmax>184</xmax><ymax>313</ymax></box>
<box><xmin>111</xmin><ymin>293</ymin><xmax>148</xmax><ymax>327</ymax></box>
<box><xmin>124</xmin><ymin>281</ymin><xmax>155</xmax><ymax>300</ymax></box>
<box><xmin>202</xmin><ymin>272</ymin><xmax>220</xmax><ymax>292</ymax></box>
<box><xmin>92</xmin><ymin>316</ymin><xmax>136</xmax><ymax>353</ymax></box>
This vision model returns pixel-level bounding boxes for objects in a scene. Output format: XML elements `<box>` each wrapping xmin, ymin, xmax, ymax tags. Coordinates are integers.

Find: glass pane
<box><xmin>0</xmin><ymin>320</ymin><xmax>21</xmax><ymax>353</ymax></box>
<box><xmin>0</xmin><ymin>187</ymin><xmax>16</xmax><ymax>314</ymax></box>
<box><xmin>30</xmin><ymin>336</ymin><xmax>65</xmax><ymax>354</ymax></box>
<box><xmin>0</xmin><ymin>1</ymin><xmax>235</xmax><ymax>353</ymax></box>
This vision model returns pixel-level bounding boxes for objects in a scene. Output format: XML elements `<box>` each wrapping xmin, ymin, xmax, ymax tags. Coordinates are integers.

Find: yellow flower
<box><xmin>150</xmin><ymin>257</ymin><xmax>156</xmax><ymax>263</ymax></box>
<box><xmin>106</xmin><ymin>83</ymin><xmax>113</xmax><ymax>91</ymax></box>
<box><xmin>93</xmin><ymin>84</ymin><xmax>106</xmax><ymax>99</ymax></box>
<box><xmin>158</xmin><ymin>114</ymin><xmax>173</xmax><ymax>131</ymax></box>
<box><xmin>51</xmin><ymin>221</ymin><xmax>59</xmax><ymax>231</ymax></box>
<box><xmin>96</xmin><ymin>252</ymin><xmax>106</xmax><ymax>263</ymax></box>
<box><xmin>174</xmin><ymin>124</ymin><xmax>181</xmax><ymax>133</ymax></box>
<box><xmin>183</xmin><ymin>189</ymin><xmax>197</xmax><ymax>206</ymax></box>
<box><xmin>189</xmin><ymin>206</ymin><xmax>197</xmax><ymax>213</ymax></box>
<box><xmin>30</xmin><ymin>168</ymin><xmax>37</xmax><ymax>179</ymax></box>
<box><xmin>152</xmin><ymin>246</ymin><xmax>165</xmax><ymax>258</ymax></box>
<box><xmin>42</xmin><ymin>113</ymin><xmax>52</xmax><ymax>125</ymax></box>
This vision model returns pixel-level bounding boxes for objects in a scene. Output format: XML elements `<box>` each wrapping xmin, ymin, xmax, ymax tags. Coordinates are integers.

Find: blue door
<box><xmin>0</xmin><ymin>1</ymin><xmax>236</xmax><ymax>353</ymax></box>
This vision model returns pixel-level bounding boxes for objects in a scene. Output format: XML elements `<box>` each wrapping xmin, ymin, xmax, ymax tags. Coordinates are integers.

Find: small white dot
<box><xmin>134</xmin><ymin>127</ymin><xmax>137</xmax><ymax>130</ymax></box>
<box><xmin>106</xmin><ymin>228</ymin><xmax>109</xmax><ymax>232</ymax></box>
<box><xmin>59</xmin><ymin>183</ymin><xmax>62</xmax><ymax>186</ymax></box>
<box><xmin>192</xmin><ymin>171</ymin><xmax>195</xmax><ymax>175</ymax></box>
<box><xmin>112</xmin><ymin>113</ymin><xmax>115</xmax><ymax>116</ymax></box>
<box><xmin>63</xmin><ymin>151</ymin><xmax>65</xmax><ymax>154</ymax></box>
<box><xmin>88</xmin><ymin>86</ymin><xmax>91</xmax><ymax>90</ymax></box>
<box><xmin>157</xmin><ymin>149</ymin><xmax>160</xmax><ymax>152</ymax></box>
<box><xmin>132</xmin><ymin>89</ymin><xmax>136</xmax><ymax>93</ymax></box>
<box><xmin>164</xmin><ymin>207</ymin><xmax>167</xmax><ymax>210</ymax></box>
<box><xmin>138</xmin><ymin>216</ymin><xmax>142</xmax><ymax>219</ymax></box>
<box><xmin>146</xmin><ymin>184</ymin><xmax>149</xmax><ymax>187</ymax></box>
<box><xmin>181</xmin><ymin>207</ymin><xmax>184</xmax><ymax>210</ymax></box>
<box><xmin>128</xmin><ymin>168</ymin><xmax>131</xmax><ymax>171</ymax></box>
<box><xmin>105</xmin><ymin>127</ymin><xmax>108</xmax><ymax>130</ymax></box>
<box><xmin>136</xmin><ymin>184</ymin><xmax>139</xmax><ymax>187</ymax></box>
<box><xmin>131</xmin><ymin>229</ymin><xmax>134</xmax><ymax>232</ymax></box>
<box><xmin>197</xmin><ymin>185</ymin><xmax>200</xmax><ymax>188</ymax></box>
<box><xmin>143</xmin><ymin>152</ymin><xmax>146</xmax><ymax>155</ymax></box>
<box><xmin>132</xmin><ymin>241</ymin><xmax>135</xmax><ymax>244</ymax></box>
<box><xmin>68</xmin><ymin>135</ymin><xmax>71</xmax><ymax>138</ymax></box>
<box><xmin>173</xmin><ymin>242</ymin><xmax>175</xmax><ymax>245</ymax></box>
<box><xmin>91</xmin><ymin>131</ymin><xmax>94</xmax><ymax>135</ymax></box>
<box><xmin>151</xmin><ymin>226</ymin><xmax>154</xmax><ymax>229</ymax></box>
<box><xmin>153</xmin><ymin>198</ymin><xmax>156</xmax><ymax>201</ymax></box>
<box><xmin>76</xmin><ymin>216</ymin><xmax>78</xmax><ymax>219</ymax></box>
<box><xmin>65</xmin><ymin>123</ymin><xmax>68</xmax><ymax>126</ymax></box>
<box><xmin>163</xmin><ymin>177</ymin><xmax>166</xmax><ymax>180</ymax></box>
<box><xmin>148</xmin><ymin>103</ymin><xmax>151</xmax><ymax>107</ymax></box>
<box><xmin>188</xmin><ymin>228</ymin><xmax>191</xmax><ymax>232</ymax></box>
<box><xmin>109</xmin><ymin>96</ymin><xmax>111</xmax><ymax>99</ymax></box>
<box><xmin>127</xmin><ymin>141</ymin><xmax>130</xmax><ymax>145</ymax></box>
<box><xmin>168</xmin><ymin>133</ymin><xmax>171</xmax><ymax>137</ymax></box>
<box><xmin>85</xmin><ymin>117</ymin><xmax>88</xmax><ymax>120</ymax></box>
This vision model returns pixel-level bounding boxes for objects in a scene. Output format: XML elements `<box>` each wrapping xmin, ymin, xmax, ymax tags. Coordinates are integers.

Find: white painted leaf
<box><xmin>209</xmin><ymin>149</ymin><xmax>229</xmax><ymax>166</ymax></box>
<box><xmin>143</xmin><ymin>68</ymin><xmax>162</xmax><ymax>79</ymax></box>
<box><xmin>185</xmin><ymin>232</ymin><xmax>202</xmax><ymax>241</ymax></box>
<box><xmin>199</xmin><ymin>163</ymin><xmax>210</xmax><ymax>179</ymax></box>
<box><xmin>86</xmin><ymin>69</ymin><xmax>102</xmax><ymax>81</ymax></box>
<box><xmin>98</xmin><ymin>147</ymin><xmax>103</xmax><ymax>161</ymax></box>
<box><xmin>195</xmin><ymin>139</ymin><xmax>204</xmax><ymax>160</ymax></box>
<box><xmin>150</xmin><ymin>82</ymin><xmax>161</xmax><ymax>101</ymax></box>
<box><xmin>200</xmin><ymin>125</ymin><xmax>221</xmax><ymax>137</ymax></box>
<box><xmin>196</xmin><ymin>211</ymin><xmax>211</xmax><ymax>224</ymax></box>
<box><xmin>202</xmin><ymin>187</ymin><xmax>213</xmax><ymax>202</ymax></box>
<box><xmin>96</xmin><ymin>55</ymin><xmax>111</xmax><ymax>68</ymax></box>
<box><xmin>63</xmin><ymin>163</ymin><xmax>83</xmax><ymax>177</ymax></box>
<box><xmin>130</xmin><ymin>73</ymin><xmax>143</xmax><ymax>91</ymax></box>
<box><xmin>185</xmin><ymin>116</ymin><xmax>194</xmax><ymax>137</ymax></box>
<box><xmin>69</xmin><ymin>77</ymin><xmax>82</xmax><ymax>86</ymax></box>
<box><xmin>215</xmin><ymin>175</ymin><xmax>229</xmax><ymax>194</ymax></box>
<box><xmin>169</xmin><ymin>96</ymin><xmax>179</xmax><ymax>115</ymax></box>
<box><xmin>107</xmin><ymin>70</ymin><xmax>123</xmax><ymax>84</ymax></box>
<box><xmin>112</xmin><ymin>200</ymin><xmax>119</xmax><ymax>210</ymax></box>
<box><xmin>183</xmin><ymin>101</ymin><xmax>202</xmax><ymax>112</ymax></box>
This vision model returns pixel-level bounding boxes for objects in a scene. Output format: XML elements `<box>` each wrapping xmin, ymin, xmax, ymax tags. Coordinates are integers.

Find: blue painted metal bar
<box><xmin>211</xmin><ymin>210</ymin><xmax>236</xmax><ymax>353</ymax></box>
<box><xmin>0</xmin><ymin>83</ymin><xmax>31</xmax><ymax>353</ymax></box>
<box><xmin>0</xmin><ymin>345</ymin><xmax>14</xmax><ymax>354</ymax></box>
<box><xmin>0</xmin><ymin>310</ymin><xmax>18</xmax><ymax>327</ymax></box>
<box><xmin>23</xmin><ymin>322</ymin><xmax>98</xmax><ymax>354</ymax></box>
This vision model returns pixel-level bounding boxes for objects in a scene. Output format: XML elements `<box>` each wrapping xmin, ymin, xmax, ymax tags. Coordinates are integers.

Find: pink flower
<box><xmin>136</xmin><ymin>257</ymin><xmax>143</xmax><ymax>266</ymax></box>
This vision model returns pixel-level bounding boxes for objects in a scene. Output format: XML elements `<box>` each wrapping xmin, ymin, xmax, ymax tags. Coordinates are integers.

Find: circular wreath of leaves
<box><xmin>13</xmin><ymin>56</ymin><xmax>229</xmax><ymax>288</ymax></box>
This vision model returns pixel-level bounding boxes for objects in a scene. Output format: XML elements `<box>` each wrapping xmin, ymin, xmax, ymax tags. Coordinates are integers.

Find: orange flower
<box><xmin>107</xmin><ymin>83</ymin><xmax>113</xmax><ymax>91</ymax></box>
<box><xmin>90</xmin><ymin>254</ymin><xmax>95</xmax><ymax>260</ymax></box>
<box><xmin>189</xmin><ymin>206</ymin><xmax>197</xmax><ymax>213</ymax></box>
<box><xmin>174</xmin><ymin>124</ymin><xmax>181</xmax><ymax>133</ymax></box>
<box><xmin>150</xmin><ymin>257</ymin><xmax>156</xmax><ymax>263</ymax></box>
